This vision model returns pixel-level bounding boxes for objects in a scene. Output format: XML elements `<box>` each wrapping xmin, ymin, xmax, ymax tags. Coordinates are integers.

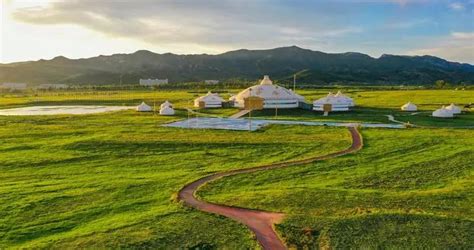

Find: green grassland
<box><xmin>0</xmin><ymin>109</ymin><xmax>350</xmax><ymax>248</ymax></box>
<box><xmin>251</xmin><ymin>89</ymin><xmax>474</xmax><ymax>127</ymax></box>
<box><xmin>0</xmin><ymin>88</ymin><xmax>473</xmax><ymax>248</ymax></box>
<box><xmin>199</xmin><ymin>128</ymin><xmax>474</xmax><ymax>248</ymax></box>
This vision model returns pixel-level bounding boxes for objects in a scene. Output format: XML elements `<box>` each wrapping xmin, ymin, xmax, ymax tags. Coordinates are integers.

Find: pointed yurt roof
<box><xmin>313</xmin><ymin>95</ymin><xmax>348</xmax><ymax>105</ymax></box>
<box><xmin>136</xmin><ymin>102</ymin><xmax>152</xmax><ymax>112</ymax></box>
<box><xmin>235</xmin><ymin>75</ymin><xmax>302</xmax><ymax>101</ymax></box>
<box><xmin>160</xmin><ymin>100</ymin><xmax>172</xmax><ymax>109</ymax></box>
<box><xmin>432</xmin><ymin>106</ymin><xmax>454</xmax><ymax>118</ymax></box>
<box><xmin>445</xmin><ymin>103</ymin><xmax>461</xmax><ymax>114</ymax></box>
<box><xmin>401</xmin><ymin>102</ymin><xmax>417</xmax><ymax>111</ymax></box>
<box><xmin>159</xmin><ymin>106</ymin><xmax>175</xmax><ymax>115</ymax></box>
<box><xmin>195</xmin><ymin>91</ymin><xmax>225</xmax><ymax>102</ymax></box>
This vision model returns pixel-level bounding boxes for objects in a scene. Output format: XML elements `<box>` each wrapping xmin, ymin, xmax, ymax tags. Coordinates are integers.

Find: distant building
<box><xmin>36</xmin><ymin>84</ymin><xmax>69</xmax><ymax>90</ymax></box>
<box><xmin>139</xmin><ymin>78</ymin><xmax>168</xmax><ymax>86</ymax></box>
<box><xmin>205</xmin><ymin>80</ymin><xmax>219</xmax><ymax>85</ymax></box>
<box><xmin>0</xmin><ymin>83</ymin><xmax>27</xmax><ymax>90</ymax></box>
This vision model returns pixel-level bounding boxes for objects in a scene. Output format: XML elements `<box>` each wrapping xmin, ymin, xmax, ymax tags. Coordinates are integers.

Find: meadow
<box><xmin>199</xmin><ymin>128</ymin><xmax>474</xmax><ymax>248</ymax></box>
<box><xmin>0</xmin><ymin>88</ymin><xmax>473</xmax><ymax>248</ymax></box>
<box><xmin>0</xmin><ymin>109</ymin><xmax>350</xmax><ymax>248</ymax></box>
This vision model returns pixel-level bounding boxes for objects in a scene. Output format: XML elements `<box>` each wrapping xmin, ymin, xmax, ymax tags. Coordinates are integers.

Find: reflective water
<box><xmin>0</xmin><ymin>106</ymin><xmax>134</xmax><ymax>116</ymax></box>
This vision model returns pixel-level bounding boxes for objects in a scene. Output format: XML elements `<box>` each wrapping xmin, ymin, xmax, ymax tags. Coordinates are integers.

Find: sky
<box><xmin>1</xmin><ymin>0</ymin><xmax>473</xmax><ymax>64</ymax></box>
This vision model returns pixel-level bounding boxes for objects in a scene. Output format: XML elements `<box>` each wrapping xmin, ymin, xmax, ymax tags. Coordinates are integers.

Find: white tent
<box><xmin>401</xmin><ymin>102</ymin><xmax>418</xmax><ymax>111</ymax></box>
<box><xmin>334</xmin><ymin>91</ymin><xmax>355</xmax><ymax>107</ymax></box>
<box><xmin>233</xmin><ymin>75</ymin><xmax>304</xmax><ymax>109</ymax></box>
<box><xmin>194</xmin><ymin>91</ymin><xmax>225</xmax><ymax>108</ymax></box>
<box><xmin>160</xmin><ymin>100</ymin><xmax>173</xmax><ymax>109</ymax></box>
<box><xmin>445</xmin><ymin>103</ymin><xmax>461</xmax><ymax>114</ymax></box>
<box><xmin>136</xmin><ymin>102</ymin><xmax>152</xmax><ymax>112</ymax></box>
<box><xmin>313</xmin><ymin>92</ymin><xmax>350</xmax><ymax>111</ymax></box>
<box><xmin>160</xmin><ymin>106</ymin><xmax>175</xmax><ymax>115</ymax></box>
<box><xmin>432</xmin><ymin>106</ymin><xmax>454</xmax><ymax>118</ymax></box>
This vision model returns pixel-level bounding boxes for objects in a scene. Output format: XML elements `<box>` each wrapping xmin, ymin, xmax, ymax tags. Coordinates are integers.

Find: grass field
<box><xmin>199</xmin><ymin>128</ymin><xmax>474</xmax><ymax>248</ymax></box>
<box><xmin>0</xmin><ymin>88</ymin><xmax>473</xmax><ymax>248</ymax></box>
<box><xmin>0</xmin><ymin>110</ymin><xmax>350</xmax><ymax>248</ymax></box>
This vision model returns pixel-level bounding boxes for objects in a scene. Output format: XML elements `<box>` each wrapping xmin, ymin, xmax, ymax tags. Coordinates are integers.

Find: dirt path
<box><xmin>178</xmin><ymin>126</ymin><xmax>363</xmax><ymax>249</ymax></box>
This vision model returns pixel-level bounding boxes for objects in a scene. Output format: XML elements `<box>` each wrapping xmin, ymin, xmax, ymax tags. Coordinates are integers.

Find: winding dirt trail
<box><xmin>178</xmin><ymin>126</ymin><xmax>363</xmax><ymax>250</ymax></box>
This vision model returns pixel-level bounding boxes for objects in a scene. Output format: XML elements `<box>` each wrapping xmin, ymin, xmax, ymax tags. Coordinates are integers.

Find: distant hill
<box><xmin>1</xmin><ymin>46</ymin><xmax>473</xmax><ymax>85</ymax></box>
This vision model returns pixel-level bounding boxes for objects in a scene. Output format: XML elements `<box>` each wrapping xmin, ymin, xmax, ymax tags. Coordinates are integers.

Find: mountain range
<box><xmin>1</xmin><ymin>46</ymin><xmax>473</xmax><ymax>86</ymax></box>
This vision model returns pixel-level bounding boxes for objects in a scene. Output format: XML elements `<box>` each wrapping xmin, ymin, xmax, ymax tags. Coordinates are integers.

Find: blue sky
<box><xmin>2</xmin><ymin>0</ymin><xmax>473</xmax><ymax>63</ymax></box>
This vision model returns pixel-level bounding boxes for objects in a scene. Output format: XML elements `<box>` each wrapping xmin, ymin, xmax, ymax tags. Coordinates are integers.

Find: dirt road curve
<box><xmin>178</xmin><ymin>126</ymin><xmax>363</xmax><ymax>250</ymax></box>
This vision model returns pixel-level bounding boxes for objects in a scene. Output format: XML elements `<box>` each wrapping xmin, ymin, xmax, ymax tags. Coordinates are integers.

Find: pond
<box><xmin>0</xmin><ymin>105</ymin><xmax>134</xmax><ymax>116</ymax></box>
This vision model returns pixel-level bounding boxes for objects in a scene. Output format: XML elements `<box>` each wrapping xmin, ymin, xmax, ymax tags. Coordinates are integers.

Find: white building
<box><xmin>194</xmin><ymin>92</ymin><xmax>225</xmax><ymax>108</ymax></box>
<box><xmin>401</xmin><ymin>102</ymin><xmax>417</xmax><ymax>111</ymax></box>
<box><xmin>160</xmin><ymin>106</ymin><xmax>175</xmax><ymax>115</ymax></box>
<box><xmin>432</xmin><ymin>106</ymin><xmax>454</xmax><ymax>118</ymax></box>
<box><xmin>205</xmin><ymin>80</ymin><xmax>219</xmax><ymax>85</ymax></box>
<box><xmin>334</xmin><ymin>91</ymin><xmax>354</xmax><ymax>107</ymax></box>
<box><xmin>233</xmin><ymin>75</ymin><xmax>304</xmax><ymax>109</ymax></box>
<box><xmin>0</xmin><ymin>83</ymin><xmax>27</xmax><ymax>90</ymax></box>
<box><xmin>160</xmin><ymin>100</ymin><xmax>173</xmax><ymax>109</ymax></box>
<box><xmin>313</xmin><ymin>92</ymin><xmax>351</xmax><ymax>112</ymax></box>
<box><xmin>36</xmin><ymin>84</ymin><xmax>69</xmax><ymax>90</ymax></box>
<box><xmin>136</xmin><ymin>102</ymin><xmax>152</xmax><ymax>112</ymax></box>
<box><xmin>139</xmin><ymin>79</ymin><xmax>168</xmax><ymax>86</ymax></box>
<box><xmin>445</xmin><ymin>103</ymin><xmax>461</xmax><ymax>114</ymax></box>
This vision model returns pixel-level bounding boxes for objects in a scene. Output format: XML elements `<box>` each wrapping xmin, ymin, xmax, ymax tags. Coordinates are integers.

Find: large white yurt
<box><xmin>160</xmin><ymin>100</ymin><xmax>173</xmax><ymax>109</ymax></box>
<box><xmin>313</xmin><ymin>92</ymin><xmax>350</xmax><ymax>112</ymax></box>
<box><xmin>160</xmin><ymin>106</ymin><xmax>175</xmax><ymax>115</ymax></box>
<box><xmin>194</xmin><ymin>92</ymin><xmax>225</xmax><ymax>108</ymax></box>
<box><xmin>233</xmin><ymin>75</ymin><xmax>304</xmax><ymax>109</ymax></box>
<box><xmin>334</xmin><ymin>91</ymin><xmax>355</xmax><ymax>107</ymax></box>
<box><xmin>401</xmin><ymin>102</ymin><xmax>418</xmax><ymax>111</ymax></box>
<box><xmin>136</xmin><ymin>102</ymin><xmax>152</xmax><ymax>112</ymax></box>
<box><xmin>445</xmin><ymin>103</ymin><xmax>462</xmax><ymax>114</ymax></box>
<box><xmin>432</xmin><ymin>106</ymin><xmax>454</xmax><ymax>118</ymax></box>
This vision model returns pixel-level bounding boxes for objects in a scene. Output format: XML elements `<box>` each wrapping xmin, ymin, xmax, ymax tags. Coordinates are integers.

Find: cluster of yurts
<box><xmin>136</xmin><ymin>100</ymin><xmax>175</xmax><ymax>115</ymax></box>
<box><xmin>401</xmin><ymin>102</ymin><xmax>462</xmax><ymax>118</ymax></box>
<box><xmin>136</xmin><ymin>75</ymin><xmax>463</xmax><ymax>118</ymax></box>
<box><xmin>192</xmin><ymin>75</ymin><xmax>354</xmax><ymax>111</ymax></box>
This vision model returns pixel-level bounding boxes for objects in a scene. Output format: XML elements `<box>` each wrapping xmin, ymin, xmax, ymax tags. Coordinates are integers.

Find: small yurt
<box><xmin>160</xmin><ymin>106</ymin><xmax>175</xmax><ymax>116</ymax></box>
<box><xmin>445</xmin><ymin>103</ymin><xmax>461</xmax><ymax>114</ymax></box>
<box><xmin>313</xmin><ymin>92</ymin><xmax>350</xmax><ymax>112</ymax></box>
<box><xmin>194</xmin><ymin>92</ymin><xmax>225</xmax><ymax>108</ymax></box>
<box><xmin>160</xmin><ymin>100</ymin><xmax>173</xmax><ymax>109</ymax></box>
<box><xmin>334</xmin><ymin>91</ymin><xmax>355</xmax><ymax>107</ymax></box>
<box><xmin>136</xmin><ymin>102</ymin><xmax>152</xmax><ymax>112</ymax></box>
<box><xmin>401</xmin><ymin>102</ymin><xmax>417</xmax><ymax>111</ymax></box>
<box><xmin>432</xmin><ymin>106</ymin><xmax>454</xmax><ymax>118</ymax></box>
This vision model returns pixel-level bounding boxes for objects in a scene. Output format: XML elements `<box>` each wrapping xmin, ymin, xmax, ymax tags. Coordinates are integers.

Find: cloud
<box><xmin>10</xmin><ymin>0</ymin><xmax>366</xmax><ymax>53</ymax></box>
<box><xmin>407</xmin><ymin>32</ymin><xmax>474</xmax><ymax>64</ymax></box>
<box><xmin>449</xmin><ymin>2</ymin><xmax>465</xmax><ymax>10</ymax></box>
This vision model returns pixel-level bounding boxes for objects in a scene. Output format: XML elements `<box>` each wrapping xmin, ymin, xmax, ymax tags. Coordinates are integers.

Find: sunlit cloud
<box><xmin>2</xmin><ymin>0</ymin><xmax>474</xmax><ymax>63</ymax></box>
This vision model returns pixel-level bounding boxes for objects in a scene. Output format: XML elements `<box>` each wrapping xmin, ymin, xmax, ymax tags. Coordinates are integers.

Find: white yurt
<box><xmin>194</xmin><ymin>91</ymin><xmax>225</xmax><ymax>108</ymax></box>
<box><xmin>401</xmin><ymin>102</ymin><xmax>418</xmax><ymax>111</ymax></box>
<box><xmin>233</xmin><ymin>75</ymin><xmax>304</xmax><ymax>109</ymax></box>
<box><xmin>160</xmin><ymin>100</ymin><xmax>173</xmax><ymax>109</ymax></box>
<box><xmin>313</xmin><ymin>92</ymin><xmax>350</xmax><ymax>112</ymax></box>
<box><xmin>445</xmin><ymin>103</ymin><xmax>462</xmax><ymax>114</ymax></box>
<box><xmin>136</xmin><ymin>102</ymin><xmax>152</xmax><ymax>112</ymax></box>
<box><xmin>160</xmin><ymin>106</ymin><xmax>175</xmax><ymax>115</ymax></box>
<box><xmin>432</xmin><ymin>106</ymin><xmax>454</xmax><ymax>118</ymax></box>
<box><xmin>334</xmin><ymin>91</ymin><xmax>355</xmax><ymax>107</ymax></box>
